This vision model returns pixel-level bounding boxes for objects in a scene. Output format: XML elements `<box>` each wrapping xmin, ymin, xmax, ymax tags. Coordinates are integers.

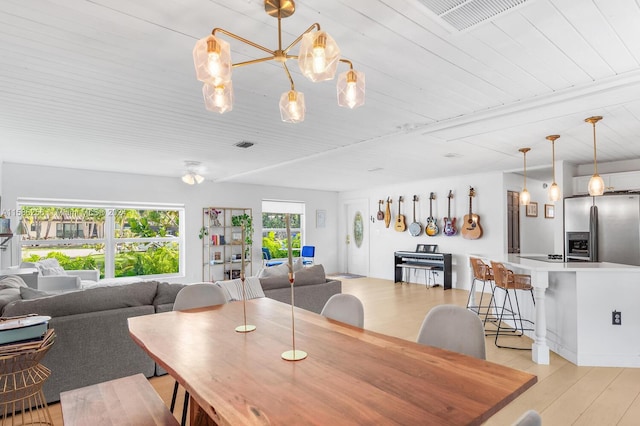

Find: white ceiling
<box><xmin>2</xmin><ymin>0</ymin><xmax>640</xmax><ymax>191</ymax></box>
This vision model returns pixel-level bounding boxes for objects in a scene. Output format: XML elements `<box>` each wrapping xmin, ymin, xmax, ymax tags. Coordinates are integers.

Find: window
<box><xmin>262</xmin><ymin>200</ymin><xmax>305</xmax><ymax>260</ymax></box>
<box><xmin>17</xmin><ymin>200</ymin><xmax>184</xmax><ymax>280</ymax></box>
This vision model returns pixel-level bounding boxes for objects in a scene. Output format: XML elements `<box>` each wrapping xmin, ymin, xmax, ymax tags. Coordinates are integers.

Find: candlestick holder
<box><xmin>281</xmin><ymin>214</ymin><xmax>307</xmax><ymax>361</ymax></box>
<box><xmin>235</xmin><ymin>223</ymin><xmax>256</xmax><ymax>333</ymax></box>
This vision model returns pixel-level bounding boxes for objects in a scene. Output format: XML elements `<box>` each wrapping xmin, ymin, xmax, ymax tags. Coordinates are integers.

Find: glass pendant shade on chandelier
<box><xmin>585</xmin><ymin>116</ymin><xmax>605</xmax><ymax>196</ymax></box>
<box><xmin>192</xmin><ymin>0</ymin><xmax>365</xmax><ymax>123</ymax></box>
<box><xmin>519</xmin><ymin>147</ymin><xmax>531</xmax><ymax>206</ymax></box>
<box><xmin>546</xmin><ymin>135</ymin><xmax>561</xmax><ymax>202</ymax></box>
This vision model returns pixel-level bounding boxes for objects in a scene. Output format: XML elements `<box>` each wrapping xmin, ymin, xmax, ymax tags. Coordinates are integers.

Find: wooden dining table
<box><xmin>128</xmin><ymin>297</ymin><xmax>536</xmax><ymax>425</ymax></box>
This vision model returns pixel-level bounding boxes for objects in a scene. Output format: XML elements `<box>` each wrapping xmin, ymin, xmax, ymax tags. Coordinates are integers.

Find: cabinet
<box><xmin>202</xmin><ymin>207</ymin><xmax>252</xmax><ymax>282</ymax></box>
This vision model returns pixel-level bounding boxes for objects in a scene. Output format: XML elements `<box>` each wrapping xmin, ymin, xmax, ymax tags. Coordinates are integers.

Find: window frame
<box><xmin>16</xmin><ymin>198</ymin><xmax>185</xmax><ymax>280</ymax></box>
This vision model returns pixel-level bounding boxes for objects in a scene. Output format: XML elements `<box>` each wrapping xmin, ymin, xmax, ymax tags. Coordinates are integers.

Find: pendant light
<box><xmin>546</xmin><ymin>135</ymin><xmax>561</xmax><ymax>202</ymax></box>
<box><xmin>585</xmin><ymin>116</ymin><xmax>604</xmax><ymax>196</ymax></box>
<box><xmin>519</xmin><ymin>147</ymin><xmax>531</xmax><ymax>205</ymax></box>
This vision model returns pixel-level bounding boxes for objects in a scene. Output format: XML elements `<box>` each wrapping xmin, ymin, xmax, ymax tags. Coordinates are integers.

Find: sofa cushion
<box><xmin>260</xmin><ymin>264</ymin><xmax>326</xmax><ymax>290</ymax></box>
<box><xmin>153</xmin><ymin>282</ymin><xmax>187</xmax><ymax>306</ymax></box>
<box><xmin>3</xmin><ymin>281</ymin><xmax>159</xmax><ymax>318</ymax></box>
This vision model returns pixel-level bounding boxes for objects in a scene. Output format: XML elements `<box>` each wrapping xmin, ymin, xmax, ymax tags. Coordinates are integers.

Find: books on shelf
<box><xmin>210</xmin><ymin>234</ymin><xmax>226</xmax><ymax>245</ymax></box>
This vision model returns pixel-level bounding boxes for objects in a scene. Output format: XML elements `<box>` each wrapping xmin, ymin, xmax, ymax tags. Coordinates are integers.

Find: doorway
<box><xmin>507</xmin><ymin>191</ymin><xmax>520</xmax><ymax>254</ymax></box>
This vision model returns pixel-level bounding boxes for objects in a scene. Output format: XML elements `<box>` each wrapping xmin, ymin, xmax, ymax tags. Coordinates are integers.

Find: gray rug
<box><xmin>328</xmin><ymin>273</ymin><xmax>365</xmax><ymax>279</ymax></box>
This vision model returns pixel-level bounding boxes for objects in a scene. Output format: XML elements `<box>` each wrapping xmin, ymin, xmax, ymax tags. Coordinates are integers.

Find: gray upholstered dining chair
<box><xmin>171</xmin><ymin>283</ymin><xmax>228</xmax><ymax>425</ymax></box>
<box><xmin>512</xmin><ymin>409</ymin><xmax>542</xmax><ymax>426</ymax></box>
<box><xmin>416</xmin><ymin>304</ymin><xmax>486</xmax><ymax>360</ymax></box>
<box><xmin>320</xmin><ymin>294</ymin><xmax>364</xmax><ymax>328</ymax></box>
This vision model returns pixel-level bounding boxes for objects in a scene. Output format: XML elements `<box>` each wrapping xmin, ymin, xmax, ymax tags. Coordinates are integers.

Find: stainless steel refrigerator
<box><xmin>564</xmin><ymin>192</ymin><xmax>640</xmax><ymax>265</ymax></box>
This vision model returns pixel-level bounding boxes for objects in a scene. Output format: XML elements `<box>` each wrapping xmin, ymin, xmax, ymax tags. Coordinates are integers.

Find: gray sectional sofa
<box><xmin>257</xmin><ymin>264</ymin><xmax>341</xmax><ymax>314</ymax></box>
<box><xmin>1</xmin><ymin>280</ymin><xmax>185</xmax><ymax>403</ymax></box>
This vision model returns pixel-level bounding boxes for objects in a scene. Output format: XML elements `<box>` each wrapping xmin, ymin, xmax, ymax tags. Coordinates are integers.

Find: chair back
<box><xmin>416</xmin><ymin>304</ymin><xmax>486</xmax><ymax>359</ymax></box>
<box><xmin>320</xmin><ymin>294</ymin><xmax>364</xmax><ymax>328</ymax></box>
<box><xmin>173</xmin><ymin>283</ymin><xmax>228</xmax><ymax>311</ymax></box>
<box><xmin>490</xmin><ymin>261</ymin><xmax>510</xmax><ymax>289</ymax></box>
<box><xmin>470</xmin><ymin>257</ymin><xmax>493</xmax><ymax>281</ymax></box>
<box><xmin>490</xmin><ymin>261</ymin><xmax>532</xmax><ymax>290</ymax></box>
<box><xmin>301</xmin><ymin>245</ymin><xmax>315</xmax><ymax>265</ymax></box>
<box><xmin>512</xmin><ymin>409</ymin><xmax>542</xmax><ymax>426</ymax></box>
<box><xmin>262</xmin><ymin>248</ymin><xmax>271</xmax><ymax>260</ymax></box>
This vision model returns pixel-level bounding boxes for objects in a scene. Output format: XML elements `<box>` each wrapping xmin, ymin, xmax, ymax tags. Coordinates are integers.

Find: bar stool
<box><xmin>467</xmin><ymin>257</ymin><xmax>496</xmax><ymax>323</ymax></box>
<box><xmin>489</xmin><ymin>261</ymin><xmax>535</xmax><ymax>350</ymax></box>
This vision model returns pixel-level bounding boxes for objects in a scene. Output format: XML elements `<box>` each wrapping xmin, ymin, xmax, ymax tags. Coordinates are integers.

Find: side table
<box><xmin>0</xmin><ymin>333</ymin><xmax>55</xmax><ymax>425</ymax></box>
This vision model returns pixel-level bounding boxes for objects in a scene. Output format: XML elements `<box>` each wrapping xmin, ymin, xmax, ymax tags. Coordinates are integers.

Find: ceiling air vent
<box><xmin>235</xmin><ymin>141</ymin><xmax>254</xmax><ymax>149</ymax></box>
<box><xmin>417</xmin><ymin>0</ymin><xmax>530</xmax><ymax>32</ymax></box>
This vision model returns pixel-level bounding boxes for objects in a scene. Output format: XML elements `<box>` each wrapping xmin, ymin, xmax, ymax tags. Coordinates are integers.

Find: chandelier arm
<box><xmin>233</xmin><ymin>56</ymin><xmax>276</xmax><ymax>68</ymax></box>
<box><xmin>339</xmin><ymin>58</ymin><xmax>354</xmax><ymax>69</ymax></box>
<box><xmin>282</xmin><ymin>62</ymin><xmax>295</xmax><ymax>90</ymax></box>
<box><xmin>283</xmin><ymin>23</ymin><xmax>321</xmax><ymax>54</ymax></box>
<box><xmin>213</xmin><ymin>28</ymin><xmax>274</xmax><ymax>56</ymax></box>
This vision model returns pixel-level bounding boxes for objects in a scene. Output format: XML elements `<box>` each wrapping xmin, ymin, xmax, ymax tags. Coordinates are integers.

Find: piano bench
<box><xmin>398</xmin><ymin>264</ymin><xmax>437</xmax><ymax>288</ymax></box>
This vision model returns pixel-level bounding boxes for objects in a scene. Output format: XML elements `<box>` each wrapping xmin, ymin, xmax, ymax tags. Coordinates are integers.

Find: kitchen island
<box><xmin>471</xmin><ymin>254</ymin><xmax>640</xmax><ymax>367</ymax></box>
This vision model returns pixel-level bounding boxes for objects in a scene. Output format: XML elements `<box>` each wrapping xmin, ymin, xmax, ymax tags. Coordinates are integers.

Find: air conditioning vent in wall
<box><xmin>416</xmin><ymin>0</ymin><xmax>531</xmax><ymax>31</ymax></box>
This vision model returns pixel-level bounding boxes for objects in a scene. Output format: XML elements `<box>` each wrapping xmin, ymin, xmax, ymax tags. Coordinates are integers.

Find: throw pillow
<box><xmin>293</xmin><ymin>264</ymin><xmax>326</xmax><ymax>287</ymax></box>
<box><xmin>20</xmin><ymin>287</ymin><xmax>52</xmax><ymax>300</ymax></box>
<box><xmin>36</xmin><ymin>258</ymin><xmax>66</xmax><ymax>276</ymax></box>
<box><xmin>258</xmin><ymin>258</ymin><xmax>303</xmax><ymax>278</ymax></box>
<box><xmin>215</xmin><ymin>277</ymin><xmax>265</xmax><ymax>301</ymax></box>
<box><xmin>0</xmin><ymin>275</ymin><xmax>28</xmax><ymax>288</ymax></box>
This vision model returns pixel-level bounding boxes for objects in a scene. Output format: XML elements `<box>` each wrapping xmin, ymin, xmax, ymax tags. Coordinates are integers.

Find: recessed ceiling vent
<box><xmin>235</xmin><ymin>141</ymin><xmax>254</xmax><ymax>149</ymax></box>
<box><xmin>417</xmin><ymin>0</ymin><xmax>530</xmax><ymax>32</ymax></box>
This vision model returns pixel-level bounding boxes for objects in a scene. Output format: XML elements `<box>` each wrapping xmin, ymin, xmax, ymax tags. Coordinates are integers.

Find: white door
<box><xmin>346</xmin><ymin>200</ymin><xmax>369</xmax><ymax>276</ymax></box>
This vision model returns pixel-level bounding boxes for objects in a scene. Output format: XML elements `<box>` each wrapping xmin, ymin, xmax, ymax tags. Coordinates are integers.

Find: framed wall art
<box><xmin>545</xmin><ymin>204</ymin><xmax>555</xmax><ymax>219</ymax></box>
<box><xmin>526</xmin><ymin>202</ymin><xmax>538</xmax><ymax>217</ymax></box>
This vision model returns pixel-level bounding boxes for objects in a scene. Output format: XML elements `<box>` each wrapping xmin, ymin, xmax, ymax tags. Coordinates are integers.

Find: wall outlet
<box><xmin>612</xmin><ymin>311</ymin><xmax>622</xmax><ymax>325</ymax></box>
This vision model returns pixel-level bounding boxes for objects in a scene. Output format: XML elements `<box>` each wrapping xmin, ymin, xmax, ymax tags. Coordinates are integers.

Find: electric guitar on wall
<box><xmin>462</xmin><ymin>187</ymin><xmax>483</xmax><ymax>240</ymax></box>
<box><xmin>443</xmin><ymin>190</ymin><xmax>457</xmax><ymax>236</ymax></box>
<box><xmin>425</xmin><ymin>192</ymin><xmax>439</xmax><ymax>236</ymax></box>
<box><xmin>394</xmin><ymin>196</ymin><xmax>406</xmax><ymax>232</ymax></box>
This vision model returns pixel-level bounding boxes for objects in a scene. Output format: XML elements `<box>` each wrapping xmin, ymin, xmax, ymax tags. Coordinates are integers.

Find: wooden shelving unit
<box><xmin>202</xmin><ymin>207</ymin><xmax>252</xmax><ymax>282</ymax></box>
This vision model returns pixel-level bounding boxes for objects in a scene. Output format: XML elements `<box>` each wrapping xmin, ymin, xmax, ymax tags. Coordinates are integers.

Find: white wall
<box><xmin>339</xmin><ymin>171</ymin><xmax>509</xmax><ymax>290</ymax></box>
<box><xmin>1</xmin><ymin>163</ymin><xmax>339</xmax><ymax>281</ymax></box>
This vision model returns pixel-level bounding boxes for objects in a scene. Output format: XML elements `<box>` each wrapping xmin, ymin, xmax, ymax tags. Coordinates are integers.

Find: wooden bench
<box><xmin>397</xmin><ymin>263</ymin><xmax>437</xmax><ymax>287</ymax></box>
<box><xmin>60</xmin><ymin>373</ymin><xmax>179</xmax><ymax>426</ymax></box>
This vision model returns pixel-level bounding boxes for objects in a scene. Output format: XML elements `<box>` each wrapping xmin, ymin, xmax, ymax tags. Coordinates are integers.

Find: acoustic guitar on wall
<box><xmin>425</xmin><ymin>192</ymin><xmax>439</xmax><ymax>236</ymax></box>
<box><xmin>461</xmin><ymin>187</ymin><xmax>483</xmax><ymax>240</ymax></box>
<box><xmin>377</xmin><ymin>200</ymin><xmax>385</xmax><ymax>221</ymax></box>
<box><xmin>443</xmin><ymin>190</ymin><xmax>457</xmax><ymax>236</ymax></box>
<box><xmin>384</xmin><ymin>197</ymin><xmax>392</xmax><ymax>228</ymax></box>
<box><xmin>394</xmin><ymin>196</ymin><xmax>406</xmax><ymax>232</ymax></box>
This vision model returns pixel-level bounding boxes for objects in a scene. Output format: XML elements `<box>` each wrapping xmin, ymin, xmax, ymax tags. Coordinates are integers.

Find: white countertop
<box><xmin>472</xmin><ymin>254</ymin><xmax>640</xmax><ymax>272</ymax></box>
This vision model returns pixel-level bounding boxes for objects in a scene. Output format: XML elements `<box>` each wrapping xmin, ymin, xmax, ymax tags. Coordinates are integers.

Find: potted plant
<box><xmin>231</xmin><ymin>213</ymin><xmax>253</xmax><ymax>257</ymax></box>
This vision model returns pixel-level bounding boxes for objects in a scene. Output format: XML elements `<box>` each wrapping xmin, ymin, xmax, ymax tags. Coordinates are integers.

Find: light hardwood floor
<box><xmin>44</xmin><ymin>277</ymin><xmax>640</xmax><ymax>425</ymax></box>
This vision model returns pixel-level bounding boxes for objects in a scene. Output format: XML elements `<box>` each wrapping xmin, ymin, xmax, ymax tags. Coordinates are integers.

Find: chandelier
<box><xmin>192</xmin><ymin>0</ymin><xmax>365</xmax><ymax>123</ymax></box>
